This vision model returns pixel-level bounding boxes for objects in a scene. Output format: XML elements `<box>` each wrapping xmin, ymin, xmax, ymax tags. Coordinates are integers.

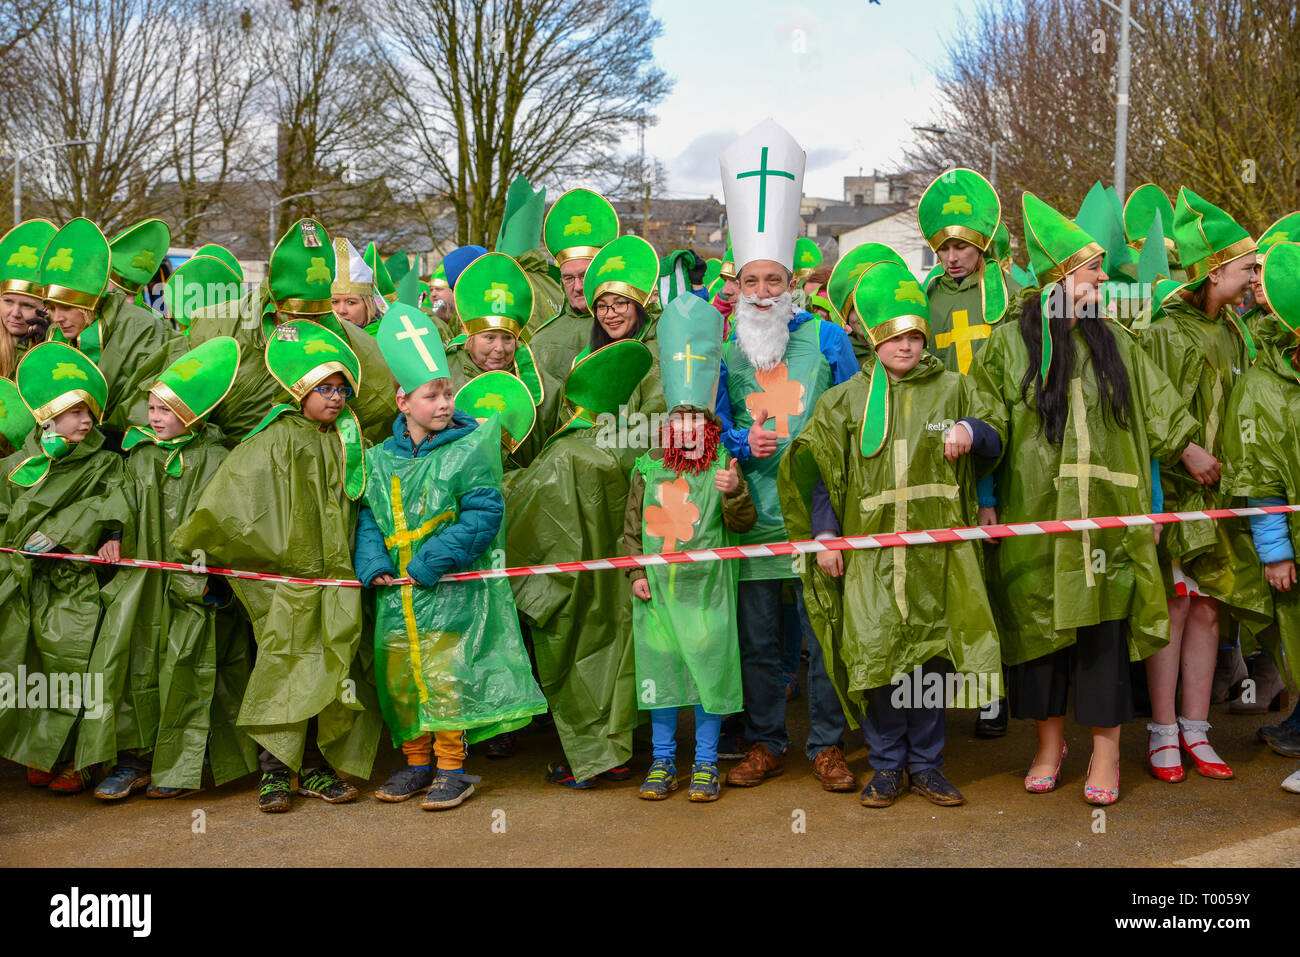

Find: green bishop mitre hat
<box><xmin>851</xmin><ymin>260</ymin><xmax>931</xmax><ymax>348</ymax></box>
<box><xmin>150</xmin><ymin>336</ymin><xmax>241</xmax><ymax>428</ymax></box>
<box><xmin>16</xmin><ymin>340</ymin><xmax>109</xmax><ymax>423</ymax></box>
<box><xmin>827</xmin><ymin>242</ymin><xmax>906</xmax><ymax>321</ymax></box>
<box><xmin>993</xmin><ymin>222</ymin><xmax>1011</xmax><ymax>265</ymax></box>
<box><xmin>918</xmin><ymin>168</ymin><xmax>1001</xmax><ymax>253</ymax></box>
<box><xmin>193</xmin><ymin>243</ymin><xmax>243</xmax><ymax>281</ymax></box>
<box><xmin>551</xmin><ymin>338</ymin><xmax>653</xmax><ymax>441</ymax></box>
<box><xmin>1173</xmin><ymin>187</ymin><xmax>1256</xmax><ymax>288</ymax></box>
<box><xmin>265</xmin><ymin>319</ymin><xmax>360</xmax><ymax>402</ymax></box>
<box><xmin>109</xmin><ymin>218</ymin><xmax>171</xmax><ymax>294</ymax></box>
<box><xmin>365</xmin><ymin>242</ymin><xmax>397</xmax><ymax>302</ymax></box>
<box><xmin>1257</xmin><ymin>212</ymin><xmax>1300</xmax><ymax>256</ymax></box>
<box><xmin>269</xmin><ymin>218</ymin><xmax>334</xmax><ymax>316</ymax></box>
<box><xmin>455</xmin><ymin>370</ymin><xmax>536</xmax><ymax>453</ymax></box>
<box><xmin>585</xmin><ymin>235</ymin><xmax>659</xmax><ymax>308</ymax></box>
<box><xmin>1022</xmin><ymin>192</ymin><xmax>1105</xmax><ymax>289</ymax></box>
<box><xmin>429</xmin><ymin>262</ymin><xmax>448</xmax><ymax>290</ymax></box>
<box><xmin>793</xmin><ymin>237</ymin><xmax>823</xmax><ymax>281</ymax></box>
<box><xmin>1260</xmin><ymin>241</ymin><xmax>1300</xmax><ymax>340</ymax></box>
<box><xmin>0</xmin><ymin>219</ymin><xmax>57</xmax><ymax>297</ymax></box>
<box><xmin>0</xmin><ymin>376</ymin><xmax>37</xmax><ymax>449</ymax></box>
<box><xmin>377</xmin><ymin>301</ymin><xmax>450</xmax><ymax>393</ymax></box>
<box><xmin>658</xmin><ymin>292</ymin><xmax>723</xmax><ymax>412</ymax></box>
<box><xmin>163</xmin><ymin>255</ymin><xmax>242</xmax><ymax>330</ymax></box>
<box><xmin>544</xmin><ymin>188</ymin><xmax>619</xmax><ymax>265</ymax></box>
<box><xmin>40</xmin><ymin>218</ymin><xmax>111</xmax><ymax>312</ymax></box>
<box><xmin>454</xmin><ymin>252</ymin><xmax>533</xmax><ymax>338</ymax></box>
<box><xmin>1124</xmin><ymin>184</ymin><xmax>1177</xmax><ymax>252</ymax></box>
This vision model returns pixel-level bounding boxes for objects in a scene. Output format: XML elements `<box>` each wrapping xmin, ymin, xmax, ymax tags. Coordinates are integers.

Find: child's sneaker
<box><xmin>146</xmin><ymin>784</ymin><xmax>202</xmax><ymax>799</ymax></box>
<box><xmin>638</xmin><ymin>758</ymin><xmax>678</xmax><ymax>800</ymax></box>
<box><xmin>598</xmin><ymin>763</ymin><xmax>633</xmax><ymax>781</ymax></box>
<box><xmin>27</xmin><ymin>766</ymin><xmax>56</xmax><ymax>787</ymax></box>
<box><xmin>297</xmin><ymin>765</ymin><xmax>359</xmax><ymax>804</ymax></box>
<box><xmin>48</xmin><ymin>764</ymin><xmax>90</xmax><ymax>795</ymax></box>
<box><xmin>420</xmin><ymin>769</ymin><xmax>481</xmax><ymax>810</ymax></box>
<box><xmin>258</xmin><ymin>772</ymin><xmax>292</xmax><ymax>812</ymax></box>
<box><xmin>545</xmin><ymin>762</ymin><xmax>595</xmax><ymax>789</ymax></box>
<box><xmin>94</xmin><ymin>754</ymin><xmax>151</xmax><ymax>801</ymax></box>
<box><xmin>375</xmin><ymin>765</ymin><xmax>435</xmax><ymax>802</ymax></box>
<box><xmin>484</xmin><ymin>732</ymin><xmax>516</xmax><ymax>759</ymax></box>
<box><xmin>688</xmin><ymin>761</ymin><xmax>720</xmax><ymax>802</ymax></box>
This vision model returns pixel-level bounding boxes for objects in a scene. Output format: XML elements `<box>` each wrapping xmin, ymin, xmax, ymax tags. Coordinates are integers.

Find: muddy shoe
<box><xmin>375</xmin><ymin>765</ymin><xmax>435</xmax><ymax>803</ymax></box>
<box><xmin>297</xmin><ymin>766</ymin><xmax>359</xmax><ymax>804</ymax></box>
<box><xmin>421</xmin><ymin>769</ymin><xmax>481</xmax><ymax>810</ymax></box>
<box><xmin>859</xmin><ymin>769</ymin><xmax>906</xmax><ymax>808</ymax></box>
<box><xmin>258</xmin><ymin>772</ymin><xmax>292</xmax><ymax>813</ymax></box>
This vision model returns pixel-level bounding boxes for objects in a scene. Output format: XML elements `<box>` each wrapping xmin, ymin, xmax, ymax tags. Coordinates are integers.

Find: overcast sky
<box><xmin>632</xmin><ymin>0</ymin><xmax>981</xmax><ymax>201</ymax></box>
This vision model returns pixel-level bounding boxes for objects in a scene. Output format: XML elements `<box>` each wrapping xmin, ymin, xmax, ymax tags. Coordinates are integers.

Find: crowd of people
<box><xmin>1</xmin><ymin>119</ymin><xmax>1298</xmax><ymax>816</ymax></box>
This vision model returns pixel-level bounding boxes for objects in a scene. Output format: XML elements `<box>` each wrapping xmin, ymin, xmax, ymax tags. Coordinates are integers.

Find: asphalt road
<box><xmin>3</xmin><ymin>688</ymin><xmax>1298</xmax><ymax>868</ymax></box>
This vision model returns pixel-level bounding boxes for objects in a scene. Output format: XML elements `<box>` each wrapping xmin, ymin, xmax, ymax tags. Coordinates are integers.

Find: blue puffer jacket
<box><xmin>354</xmin><ymin>411</ymin><xmax>504</xmax><ymax>586</ymax></box>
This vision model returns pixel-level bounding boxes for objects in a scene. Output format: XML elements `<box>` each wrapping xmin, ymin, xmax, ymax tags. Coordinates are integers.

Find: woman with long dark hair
<box><xmin>968</xmin><ymin>193</ymin><xmax>1205</xmax><ymax>806</ymax></box>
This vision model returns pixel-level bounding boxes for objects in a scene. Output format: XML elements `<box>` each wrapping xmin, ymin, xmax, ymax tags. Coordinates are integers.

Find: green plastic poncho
<box><xmin>722</xmin><ymin>318</ymin><xmax>834</xmax><ymax>580</ymax></box>
<box><xmin>171</xmin><ymin>412</ymin><xmax>382</xmax><ymax>776</ymax></box>
<box><xmin>363</xmin><ymin>415</ymin><xmax>547</xmax><ymax>744</ymax></box>
<box><xmin>0</xmin><ymin>429</ymin><xmax>129</xmax><ymax>771</ymax></box>
<box><xmin>630</xmin><ymin>453</ymin><xmax>742</xmax><ymax>715</ymax></box>
<box><xmin>75</xmin><ymin>425</ymin><xmax>257</xmax><ymax>787</ymax></box>
<box><xmin>779</xmin><ymin>357</ymin><xmax>1001</xmax><ymax>722</ymax></box>
<box><xmin>1222</xmin><ymin>340</ymin><xmax>1300</xmax><ymax>687</ymax></box>
<box><xmin>967</xmin><ymin>315</ymin><xmax>1199</xmax><ymax>665</ymax></box>
<box><xmin>1141</xmin><ymin>298</ymin><xmax>1273</xmax><ymax>632</ymax></box>
<box><xmin>924</xmin><ymin>266</ymin><xmax>1017</xmax><ymax>377</ymax></box>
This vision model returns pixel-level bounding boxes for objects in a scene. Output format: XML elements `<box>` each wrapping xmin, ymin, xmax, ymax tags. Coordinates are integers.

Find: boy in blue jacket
<box><xmin>355</xmin><ymin>304</ymin><xmax>545</xmax><ymax>810</ymax></box>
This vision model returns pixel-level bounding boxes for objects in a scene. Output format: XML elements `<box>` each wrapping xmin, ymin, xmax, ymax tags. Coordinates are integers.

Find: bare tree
<box><xmin>372</xmin><ymin>0</ymin><xmax>671</xmax><ymax>246</ymax></box>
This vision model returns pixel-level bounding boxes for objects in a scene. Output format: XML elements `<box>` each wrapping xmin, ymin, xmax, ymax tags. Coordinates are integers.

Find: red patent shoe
<box><xmin>1180</xmin><ymin>731</ymin><xmax>1234</xmax><ymax>780</ymax></box>
<box><xmin>1147</xmin><ymin>742</ymin><xmax>1185</xmax><ymax>782</ymax></box>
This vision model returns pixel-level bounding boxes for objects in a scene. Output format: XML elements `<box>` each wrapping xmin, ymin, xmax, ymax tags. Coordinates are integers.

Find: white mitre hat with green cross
<box><xmin>719</xmin><ymin>118</ymin><xmax>806</xmax><ymax>276</ymax></box>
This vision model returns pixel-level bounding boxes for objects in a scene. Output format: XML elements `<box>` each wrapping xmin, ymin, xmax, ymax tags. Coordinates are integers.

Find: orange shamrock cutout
<box><xmin>744</xmin><ymin>362</ymin><xmax>805</xmax><ymax>438</ymax></box>
<box><xmin>644</xmin><ymin>476</ymin><xmax>700</xmax><ymax>552</ymax></box>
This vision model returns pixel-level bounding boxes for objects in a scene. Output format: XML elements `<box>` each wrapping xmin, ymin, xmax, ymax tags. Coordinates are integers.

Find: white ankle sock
<box><xmin>1178</xmin><ymin>716</ymin><xmax>1225</xmax><ymax>765</ymax></box>
<box><xmin>1147</xmin><ymin>722</ymin><xmax>1181</xmax><ymax>768</ymax></box>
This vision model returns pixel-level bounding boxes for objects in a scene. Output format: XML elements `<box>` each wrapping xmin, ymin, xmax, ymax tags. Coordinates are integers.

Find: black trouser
<box><xmin>257</xmin><ymin>720</ymin><xmax>325</xmax><ymax>775</ymax></box>
<box><xmin>1008</xmin><ymin>620</ymin><xmax>1133</xmax><ymax>728</ymax></box>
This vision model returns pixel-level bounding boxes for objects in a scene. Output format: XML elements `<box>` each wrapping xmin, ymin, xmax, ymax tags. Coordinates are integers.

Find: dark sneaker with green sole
<box><xmin>297</xmin><ymin>766</ymin><xmax>359</xmax><ymax>804</ymax></box>
<box><xmin>421</xmin><ymin>770</ymin><xmax>481</xmax><ymax>810</ymax></box>
<box><xmin>258</xmin><ymin>772</ymin><xmax>292</xmax><ymax>813</ymax></box>
<box><xmin>375</xmin><ymin>765</ymin><xmax>435</xmax><ymax>802</ymax></box>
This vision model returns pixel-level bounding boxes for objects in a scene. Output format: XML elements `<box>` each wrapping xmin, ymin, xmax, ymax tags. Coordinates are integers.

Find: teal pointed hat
<box><xmin>658</xmin><ymin>293</ymin><xmax>724</xmax><ymax>412</ymax></box>
<box><xmin>150</xmin><ymin>336</ymin><xmax>241</xmax><ymax>428</ymax></box>
<box><xmin>193</xmin><ymin>243</ymin><xmax>243</xmax><ymax>281</ymax></box>
<box><xmin>993</xmin><ymin>222</ymin><xmax>1011</xmax><ymax>267</ymax></box>
<box><xmin>496</xmin><ymin>175</ymin><xmax>547</xmax><ymax>259</ymax></box>
<box><xmin>0</xmin><ymin>219</ymin><xmax>57</xmax><ymax>297</ymax></box>
<box><xmin>1260</xmin><ymin>241</ymin><xmax>1300</xmax><ymax>340</ymax></box>
<box><xmin>1173</xmin><ymin>187</ymin><xmax>1256</xmax><ymax>288</ymax></box>
<box><xmin>0</xmin><ymin>376</ymin><xmax>36</xmax><ymax>449</ymax></box>
<box><xmin>792</xmin><ymin>237</ymin><xmax>823</xmax><ymax>282</ymax></box>
<box><xmin>544</xmin><ymin>188</ymin><xmax>619</xmax><ymax>265</ymax></box>
<box><xmin>1075</xmin><ymin>182</ymin><xmax>1132</xmax><ymax>275</ymax></box>
<box><xmin>827</xmin><ymin>242</ymin><xmax>906</xmax><ymax>321</ymax></box>
<box><xmin>269</xmin><ymin>218</ymin><xmax>334</xmax><ymax>315</ymax></box>
<box><xmin>109</xmin><ymin>218</ymin><xmax>171</xmax><ymax>293</ymax></box>
<box><xmin>1123</xmin><ymin>184</ymin><xmax>1177</xmax><ymax>252</ymax></box>
<box><xmin>385</xmin><ymin>249</ymin><xmax>413</xmax><ymax>285</ymax></box>
<box><xmin>453</xmin><ymin>252</ymin><xmax>533</xmax><ymax>338</ymax></box>
<box><xmin>40</xmin><ymin>218</ymin><xmax>111</xmax><ymax>311</ymax></box>
<box><xmin>1257</xmin><ymin>212</ymin><xmax>1300</xmax><ymax>256</ymax></box>
<box><xmin>455</xmin><ymin>370</ymin><xmax>536</xmax><ymax>453</ymax></box>
<box><xmin>16</xmin><ymin>340</ymin><xmax>109</xmax><ymax>423</ymax></box>
<box><xmin>550</xmin><ymin>338</ymin><xmax>653</xmax><ymax>441</ymax></box>
<box><xmin>162</xmin><ymin>255</ymin><xmax>242</xmax><ymax>329</ymax></box>
<box><xmin>377</xmin><ymin>301</ymin><xmax>450</xmax><ymax>393</ymax></box>
<box><xmin>365</xmin><ymin>242</ymin><xmax>397</xmax><ymax>302</ymax></box>
<box><xmin>585</xmin><ymin>235</ymin><xmax>659</xmax><ymax>307</ymax></box>
<box><xmin>917</xmin><ymin>168</ymin><xmax>1001</xmax><ymax>252</ymax></box>
<box><xmin>265</xmin><ymin>319</ymin><xmax>360</xmax><ymax>401</ymax></box>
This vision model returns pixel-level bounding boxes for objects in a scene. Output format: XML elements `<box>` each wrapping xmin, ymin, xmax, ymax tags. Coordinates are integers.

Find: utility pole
<box><xmin>1098</xmin><ymin>0</ymin><xmax>1145</xmax><ymax>197</ymax></box>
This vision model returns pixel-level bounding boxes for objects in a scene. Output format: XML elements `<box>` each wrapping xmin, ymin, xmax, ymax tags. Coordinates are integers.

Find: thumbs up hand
<box><xmin>748</xmin><ymin>408</ymin><xmax>779</xmax><ymax>459</ymax></box>
<box><xmin>715</xmin><ymin>457</ymin><xmax>741</xmax><ymax>493</ymax></box>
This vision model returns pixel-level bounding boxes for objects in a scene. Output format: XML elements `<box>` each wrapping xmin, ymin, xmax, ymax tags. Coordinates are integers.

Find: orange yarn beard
<box><xmin>660</xmin><ymin>419</ymin><xmax>721</xmax><ymax>475</ymax></box>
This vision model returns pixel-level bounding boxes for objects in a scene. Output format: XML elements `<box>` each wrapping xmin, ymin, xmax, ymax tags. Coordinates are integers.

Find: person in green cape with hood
<box><xmin>0</xmin><ymin>342</ymin><xmax>131</xmax><ymax>793</ymax></box>
<box><xmin>1140</xmin><ymin>187</ymin><xmax>1274</xmax><ymax>783</ymax></box>
<box><xmin>80</xmin><ymin>336</ymin><xmax>258</xmax><ymax>799</ymax></box>
<box><xmin>40</xmin><ymin>217</ymin><xmax>183</xmax><ymax>435</ymax></box>
<box><xmin>354</xmin><ymin>302</ymin><xmax>546</xmax><ymax>809</ymax></box>
<box><xmin>504</xmin><ymin>336</ymin><xmax>654</xmax><ymax>788</ymax></box>
<box><xmin>622</xmin><ymin>293</ymin><xmax>756</xmax><ymax>802</ymax></box>
<box><xmin>966</xmin><ymin>192</ymin><xmax>1202</xmax><ymax>805</ymax></box>
<box><xmin>779</xmin><ymin>260</ymin><xmax>1003</xmax><ymax>808</ymax></box>
<box><xmin>1223</xmin><ymin>240</ymin><xmax>1300</xmax><ymax>790</ymax></box>
<box><xmin>0</xmin><ymin>219</ymin><xmax>57</xmax><ymax>376</ymax></box>
<box><xmin>185</xmin><ymin>218</ymin><xmax>397</xmax><ymax>445</ymax></box>
<box><xmin>0</xmin><ymin>375</ymin><xmax>36</xmax><ymax>459</ymax></box>
<box><xmin>1242</xmin><ymin>212</ymin><xmax>1300</xmax><ymax>350</ymax></box>
<box><xmin>172</xmin><ymin>320</ymin><xmax>383</xmax><ymax>812</ymax></box>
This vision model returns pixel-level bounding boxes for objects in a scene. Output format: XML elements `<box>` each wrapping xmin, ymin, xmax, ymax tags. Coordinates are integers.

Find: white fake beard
<box><xmin>733</xmin><ymin>291</ymin><xmax>794</xmax><ymax>371</ymax></box>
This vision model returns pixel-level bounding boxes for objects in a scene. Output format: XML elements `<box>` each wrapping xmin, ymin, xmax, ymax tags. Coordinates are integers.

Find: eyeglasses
<box><xmin>311</xmin><ymin>384</ymin><xmax>354</xmax><ymax>399</ymax></box>
<box><xmin>595</xmin><ymin>298</ymin><xmax>634</xmax><ymax>317</ymax></box>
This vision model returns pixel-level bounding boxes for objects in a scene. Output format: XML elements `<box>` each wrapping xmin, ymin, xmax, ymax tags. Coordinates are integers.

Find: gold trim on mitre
<box><xmin>1186</xmin><ymin>237</ymin><xmax>1258</xmax><ymax>283</ymax></box>
<box><xmin>867</xmin><ymin>315</ymin><xmax>931</xmax><ymax>348</ymax></box>
<box><xmin>331</xmin><ymin>281</ymin><xmax>373</xmax><ymax>297</ymax></box>
<box><xmin>149</xmin><ymin>381</ymin><xmax>200</xmax><ymax>428</ymax></box>
<box><xmin>1</xmin><ymin>278</ymin><xmax>44</xmax><ymax>297</ymax></box>
<box><xmin>1043</xmin><ymin>242</ymin><xmax>1106</xmax><ymax>287</ymax></box>
<box><xmin>43</xmin><ymin>284</ymin><xmax>102</xmax><ymax>311</ymax></box>
<box><xmin>554</xmin><ymin>246</ymin><xmax>603</xmax><ymax>266</ymax></box>
<box><xmin>591</xmin><ymin>280</ymin><xmax>651</xmax><ymax>308</ymax></box>
<box><xmin>108</xmin><ymin>271</ymin><xmax>142</xmax><ymax>295</ymax></box>
<box><xmin>461</xmin><ymin>315</ymin><xmax>523</xmax><ymax>338</ymax></box>
<box><xmin>30</xmin><ymin>389</ymin><xmax>103</xmax><ymax>425</ymax></box>
<box><xmin>274</xmin><ymin>297</ymin><xmax>332</xmax><ymax>316</ymax></box>
<box><xmin>926</xmin><ymin>224</ymin><xmax>993</xmax><ymax>253</ymax></box>
<box><xmin>286</xmin><ymin>361</ymin><xmax>357</xmax><ymax>401</ymax></box>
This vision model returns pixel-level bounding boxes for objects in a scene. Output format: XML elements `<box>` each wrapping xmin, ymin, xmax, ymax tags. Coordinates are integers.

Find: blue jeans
<box><xmin>737</xmin><ymin>579</ymin><xmax>846</xmax><ymax>760</ymax></box>
<box><xmin>650</xmin><ymin>706</ymin><xmax>723</xmax><ymax>764</ymax></box>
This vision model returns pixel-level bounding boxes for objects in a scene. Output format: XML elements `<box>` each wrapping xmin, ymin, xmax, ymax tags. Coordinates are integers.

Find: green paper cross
<box><xmin>305</xmin><ymin>257</ymin><xmax>331</xmax><ymax>283</ymax></box>
<box><xmin>736</xmin><ymin>146</ymin><xmax>795</xmax><ymax>233</ymax></box>
<box><xmin>564</xmin><ymin>215</ymin><xmax>592</xmax><ymax>236</ymax></box>
<box><xmin>8</xmin><ymin>246</ymin><xmax>38</xmax><ymax>268</ymax></box>
<box><xmin>47</xmin><ymin>248</ymin><xmax>74</xmax><ymax>271</ymax></box>
<box><xmin>53</xmin><ymin>362</ymin><xmax>88</xmax><ymax>380</ymax></box>
<box><xmin>942</xmin><ymin>195</ymin><xmax>973</xmax><ymax>215</ymax></box>
<box><xmin>894</xmin><ymin>280</ymin><xmax>925</xmax><ymax>305</ymax></box>
<box><xmin>172</xmin><ymin>357</ymin><xmax>204</xmax><ymax>381</ymax></box>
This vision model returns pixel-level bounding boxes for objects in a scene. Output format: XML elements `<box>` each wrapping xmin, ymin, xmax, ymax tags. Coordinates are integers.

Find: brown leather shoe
<box><xmin>812</xmin><ymin>746</ymin><xmax>857</xmax><ymax>792</ymax></box>
<box><xmin>725</xmin><ymin>742</ymin><xmax>784</xmax><ymax>787</ymax></box>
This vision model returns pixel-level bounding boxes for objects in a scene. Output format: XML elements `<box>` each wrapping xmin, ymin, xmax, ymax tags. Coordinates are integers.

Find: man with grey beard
<box><xmin>714</xmin><ymin>256</ymin><xmax>859</xmax><ymax>790</ymax></box>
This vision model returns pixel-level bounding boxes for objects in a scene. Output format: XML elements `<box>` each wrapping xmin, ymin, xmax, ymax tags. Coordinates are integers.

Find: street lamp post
<box><xmin>1097</xmin><ymin>0</ymin><xmax>1146</xmax><ymax>198</ymax></box>
<box><xmin>268</xmin><ymin>190</ymin><xmax>321</xmax><ymax>256</ymax></box>
<box><xmin>10</xmin><ymin>139</ymin><xmax>94</xmax><ymax>226</ymax></box>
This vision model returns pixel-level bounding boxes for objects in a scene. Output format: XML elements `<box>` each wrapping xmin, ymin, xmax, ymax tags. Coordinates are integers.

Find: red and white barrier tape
<box><xmin>2</xmin><ymin>504</ymin><xmax>1295</xmax><ymax>586</ymax></box>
